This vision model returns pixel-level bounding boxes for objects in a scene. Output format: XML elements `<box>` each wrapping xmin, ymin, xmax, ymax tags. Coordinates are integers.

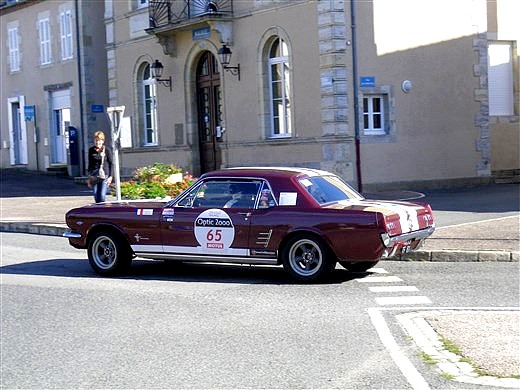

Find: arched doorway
<box><xmin>196</xmin><ymin>51</ymin><xmax>222</xmax><ymax>173</ymax></box>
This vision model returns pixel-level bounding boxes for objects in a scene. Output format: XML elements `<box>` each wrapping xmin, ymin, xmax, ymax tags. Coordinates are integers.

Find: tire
<box><xmin>88</xmin><ymin>231</ymin><xmax>132</xmax><ymax>275</ymax></box>
<box><xmin>339</xmin><ymin>261</ymin><xmax>378</xmax><ymax>273</ymax></box>
<box><xmin>282</xmin><ymin>235</ymin><xmax>336</xmax><ymax>282</ymax></box>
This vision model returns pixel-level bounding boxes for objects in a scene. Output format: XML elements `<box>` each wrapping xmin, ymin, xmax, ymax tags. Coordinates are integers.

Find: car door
<box><xmin>160</xmin><ymin>179</ymin><xmax>260</xmax><ymax>258</ymax></box>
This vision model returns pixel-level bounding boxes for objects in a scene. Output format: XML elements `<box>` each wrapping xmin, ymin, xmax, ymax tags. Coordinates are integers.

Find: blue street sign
<box><xmin>192</xmin><ymin>27</ymin><xmax>211</xmax><ymax>41</ymax></box>
<box><xmin>24</xmin><ymin>105</ymin><xmax>35</xmax><ymax>121</ymax></box>
<box><xmin>360</xmin><ymin>76</ymin><xmax>376</xmax><ymax>87</ymax></box>
<box><xmin>91</xmin><ymin>104</ymin><xmax>104</xmax><ymax>113</ymax></box>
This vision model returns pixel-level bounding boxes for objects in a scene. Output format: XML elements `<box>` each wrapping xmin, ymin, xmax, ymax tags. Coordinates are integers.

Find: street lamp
<box><xmin>218</xmin><ymin>45</ymin><xmax>240</xmax><ymax>81</ymax></box>
<box><xmin>151</xmin><ymin>59</ymin><xmax>172</xmax><ymax>91</ymax></box>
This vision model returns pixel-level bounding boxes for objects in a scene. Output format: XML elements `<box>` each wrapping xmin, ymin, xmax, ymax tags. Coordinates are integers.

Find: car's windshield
<box><xmin>299</xmin><ymin>175</ymin><xmax>363</xmax><ymax>205</ymax></box>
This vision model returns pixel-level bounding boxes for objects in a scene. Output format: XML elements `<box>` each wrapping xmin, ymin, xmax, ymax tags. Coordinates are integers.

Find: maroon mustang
<box><xmin>64</xmin><ymin>167</ymin><xmax>435</xmax><ymax>282</ymax></box>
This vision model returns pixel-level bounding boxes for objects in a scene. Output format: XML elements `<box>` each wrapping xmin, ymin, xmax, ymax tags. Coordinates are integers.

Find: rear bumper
<box><xmin>380</xmin><ymin>225</ymin><xmax>435</xmax><ymax>258</ymax></box>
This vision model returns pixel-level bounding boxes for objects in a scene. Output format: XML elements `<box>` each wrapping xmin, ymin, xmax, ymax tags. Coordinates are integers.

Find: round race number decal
<box><xmin>194</xmin><ymin>209</ymin><xmax>235</xmax><ymax>250</ymax></box>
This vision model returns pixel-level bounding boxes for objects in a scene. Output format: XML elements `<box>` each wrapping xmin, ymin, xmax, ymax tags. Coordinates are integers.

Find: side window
<box><xmin>258</xmin><ymin>182</ymin><xmax>276</xmax><ymax>208</ymax></box>
<box><xmin>137</xmin><ymin>0</ymin><xmax>148</xmax><ymax>9</ymax></box>
<box><xmin>38</xmin><ymin>18</ymin><xmax>52</xmax><ymax>65</ymax></box>
<box><xmin>8</xmin><ymin>26</ymin><xmax>20</xmax><ymax>72</ymax></box>
<box><xmin>137</xmin><ymin>62</ymin><xmax>158</xmax><ymax>146</ymax></box>
<box><xmin>359</xmin><ymin>85</ymin><xmax>395</xmax><ymax>142</ymax></box>
<box><xmin>223</xmin><ymin>182</ymin><xmax>261</xmax><ymax>209</ymax></box>
<box><xmin>362</xmin><ymin>94</ymin><xmax>387</xmax><ymax>135</ymax></box>
<box><xmin>175</xmin><ymin>180</ymin><xmax>262</xmax><ymax>209</ymax></box>
<box><xmin>59</xmin><ymin>10</ymin><xmax>73</xmax><ymax>60</ymax></box>
<box><xmin>488</xmin><ymin>42</ymin><xmax>515</xmax><ymax>116</ymax></box>
<box><xmin>268</xmin><ymin>37</ymin><xmax>292</xmax><ymax>138</ymax></box>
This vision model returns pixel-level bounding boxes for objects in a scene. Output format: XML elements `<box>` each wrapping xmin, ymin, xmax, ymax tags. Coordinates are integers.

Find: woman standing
<box><xmin>87</xmin><ymin>131</ymin><xmax>113</xmax><ymax>203</ymax></box>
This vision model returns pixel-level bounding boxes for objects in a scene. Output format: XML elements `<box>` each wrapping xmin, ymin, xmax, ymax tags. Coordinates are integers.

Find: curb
<box><xmin>401</xmin><ymin>250</ymin><xmax>520</xmax><ymax>262</ymax></box>
<box><xmin>2</xmin><ymin>222</ymin><xmax>519</xmax><ymax>262</ymax></box>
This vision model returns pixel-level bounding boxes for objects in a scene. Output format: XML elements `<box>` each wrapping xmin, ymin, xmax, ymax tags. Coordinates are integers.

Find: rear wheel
<box><xmin>88</xmin><ymin>231</ymin><xmax>132</xmax><ymax>275</ymax></box>
<box><xmin>339</xmin><ymin>261</ymin><xmax>378</xmax><ymax>273</ymax></box>
<box><xmin>282</xmin><ymin>235</ymin><xmax>336</xmax><ymax>282</ymax></box>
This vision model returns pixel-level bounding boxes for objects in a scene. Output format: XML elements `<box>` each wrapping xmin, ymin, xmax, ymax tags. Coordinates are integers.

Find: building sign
<box><xmin>360</xmin><ymin>76</ymin><xmax>376</xmax><ymax>87</ymax></box>
<box><xmin>192</xmin><ymin>27</ymin><xmax>211</xmax><ymax>41</ymax></box>
<box><xmin>91</xmin><ymin>104</ymin><xmax>104</xmax><ymax>113</ymax></box>
<box><xmin>24</xmin><ymin>105</ymin><xmax>35</xmax><ymax>121</ymax></box>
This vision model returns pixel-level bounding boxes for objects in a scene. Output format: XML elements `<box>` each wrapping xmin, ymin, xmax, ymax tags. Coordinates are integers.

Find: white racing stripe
<box><xmin>344</xmin><ymin>200</ymin><xmax>421</xmax><ymax>233</ymax></box>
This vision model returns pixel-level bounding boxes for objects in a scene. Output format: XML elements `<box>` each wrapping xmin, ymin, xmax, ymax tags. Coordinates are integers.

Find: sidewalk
<box><xmin>1</xmin><ymin>170</ymin><xmax>519</xmax><ymax>262</ymax></box>
<box><xmin>1</xmin><ymin>169</ymin><xmax>519</xmax><ymax>387</ymax></box>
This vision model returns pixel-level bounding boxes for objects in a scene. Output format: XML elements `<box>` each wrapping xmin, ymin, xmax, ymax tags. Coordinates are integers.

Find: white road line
<box><xmin>368</xmin><ymin>308</ymin><xmax>430</xmax><ymax>390</ymax></box>
<box><xmin>368</xmin><ymin>267</ymin><xmax>389</xmax><ymax>274</ymax></box>
<box><xmin>369</xmin><ymin>286</ymin><xmax>419</xmax><ymax>293</ymax></box>
<box><xmin>436</xmin><ymin>214</ymin><xmax>519</xmax><ymax>230</ymax></box>
<box><xmin>376</xmin><ymin>296</ymin><xmax>433</xmax><ymax>306</ymax></box>
<box><xmin>356</xmin><ymin>275</ymin><xmax>403</xmax><ymax>283</ymax></box>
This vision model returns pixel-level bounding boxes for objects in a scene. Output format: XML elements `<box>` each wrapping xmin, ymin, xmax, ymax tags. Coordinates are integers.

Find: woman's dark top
<box><xmin>87</xmin><ymin>145</ymin><xmax>113</xmax><ymax>178</ymax></box>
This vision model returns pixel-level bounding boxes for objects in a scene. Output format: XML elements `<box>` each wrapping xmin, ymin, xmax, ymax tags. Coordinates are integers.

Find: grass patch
<box><xmin>419</xmin><ymin>352</ymin><xmax>437</xmax><ymax>365</ymax></box>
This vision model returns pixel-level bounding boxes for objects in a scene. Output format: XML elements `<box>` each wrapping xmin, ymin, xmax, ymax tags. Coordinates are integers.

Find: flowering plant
<box><xmin>120</xmin><ymin>163</ymin><xmax>196</xmax><ymax>199</ymax></box>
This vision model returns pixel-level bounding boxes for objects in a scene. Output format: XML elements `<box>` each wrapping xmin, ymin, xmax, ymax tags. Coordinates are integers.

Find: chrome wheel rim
<box><xmin>288</xmin><ymin>239</ymin><xmax>323</xmax><ymax>276</ymax></box>
<box><xmin>92</xmin><ymin>236</ymin><xmax>117</xmax><ymax>270</ymax></box>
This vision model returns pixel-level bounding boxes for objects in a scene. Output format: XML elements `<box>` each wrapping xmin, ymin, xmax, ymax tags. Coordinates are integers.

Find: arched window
<box><xmin>138</xmin><ymin>63</ymin><xmax>158</xmax><ymax>146</ymax></box>
<box><xmin>268</xmin><ymin>37</ymin><xmax>291</xmax><ymax>137</ymax></box>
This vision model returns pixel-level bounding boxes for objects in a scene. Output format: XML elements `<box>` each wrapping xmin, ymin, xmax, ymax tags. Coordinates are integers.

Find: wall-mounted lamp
<box><xmin>218</xmin><ymin>45</ymin><xmax>241</xmax><ymax>81</ymax></box>
<box><xmin>151</xmin><ymin>59</ymin><xmax>172</xmax><ymax>91</ymax></box>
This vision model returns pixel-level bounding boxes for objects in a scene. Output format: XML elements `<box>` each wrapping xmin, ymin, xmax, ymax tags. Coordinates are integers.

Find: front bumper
<box><xmin>63</xmin><ymin>230</ymin><xmax>82</xmax><ymax>239</ymax></box>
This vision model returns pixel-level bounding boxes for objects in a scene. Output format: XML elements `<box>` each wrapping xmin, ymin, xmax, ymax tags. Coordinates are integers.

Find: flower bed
<box><xmin>119</xmin><ymin>163</ymin><xmax>196</xmax><ymax>200</ymax></box>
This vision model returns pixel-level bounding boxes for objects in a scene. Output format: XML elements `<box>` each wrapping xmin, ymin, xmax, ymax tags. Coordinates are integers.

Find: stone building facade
<box><xmin>2</xmin><ymin>0</ymin><xmax>518</xmax><ymax>190</ymax></box>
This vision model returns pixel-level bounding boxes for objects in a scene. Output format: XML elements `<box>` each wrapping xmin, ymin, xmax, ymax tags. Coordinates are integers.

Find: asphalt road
<box><xmin>2</xmin><ymin>233</ymin><xmax>518</xmax><ymax>389</ymax></box>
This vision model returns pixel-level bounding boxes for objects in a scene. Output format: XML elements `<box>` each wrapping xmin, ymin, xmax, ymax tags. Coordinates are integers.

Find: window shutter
<box><xmin>488</xmin><ymin>43</ymin><xmax>514</xmax><ymax>116</ymax></box>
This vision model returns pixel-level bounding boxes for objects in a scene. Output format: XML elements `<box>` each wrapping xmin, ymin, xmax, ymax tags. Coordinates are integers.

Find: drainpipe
<box><xmin>350</xmin><ymin>0</ymin><xmax>363</xmax><ymax>193</ymax></box>
<box><xmin>74</xmin><ymin>0</ymin><xmax>86</xmax><ymax>176</ymax></box>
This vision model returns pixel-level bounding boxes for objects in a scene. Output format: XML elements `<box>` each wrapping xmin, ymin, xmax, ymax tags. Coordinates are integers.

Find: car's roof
<box><xmin>200</xmin><ymin>166</ymin><xmax>333</xmax><ymax>180</ymax></box>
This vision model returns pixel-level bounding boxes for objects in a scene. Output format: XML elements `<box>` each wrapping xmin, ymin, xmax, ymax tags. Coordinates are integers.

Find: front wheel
<box><xmin>282</xmin><ymin>235</ymin><xmax>335</xmax><ymax>282</ymax></box>
<box><xmin>339</xmin><ymin>261</ymin><xmax>379</xmax><ymax>273</ymax></box>
<box><xmin>88</xmin><ymin>231</ymin><xmax>132</xmax><ymax>275</ymax></box>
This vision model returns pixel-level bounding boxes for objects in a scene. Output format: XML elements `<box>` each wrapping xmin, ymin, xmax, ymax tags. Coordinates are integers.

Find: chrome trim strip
<box><xmin>63</xmin><ymin>231</ymin><xmax>82</xmax><ymax>239</ymax></box>
<box><xmin>134</xmin><ymin>252</ymin><xmax>279</xmax><ymax>265</ymax></box>
<box><xmin>386</xmin><ymin>225</ymin><xmax>435</xmax><ymax>247</ymax></box>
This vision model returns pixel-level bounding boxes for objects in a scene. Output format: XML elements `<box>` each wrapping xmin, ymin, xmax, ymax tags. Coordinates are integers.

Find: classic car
<box><xmin>64</xmin><ymin>167</ymin><xmax>435</xmax><ymax>282</ymax></box>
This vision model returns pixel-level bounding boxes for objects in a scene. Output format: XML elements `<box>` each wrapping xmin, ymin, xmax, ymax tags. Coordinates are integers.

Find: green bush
<box><xmin>119</xmin><ymin>163</ymin><xmax>196</xmax><ymax>200</ymax></box>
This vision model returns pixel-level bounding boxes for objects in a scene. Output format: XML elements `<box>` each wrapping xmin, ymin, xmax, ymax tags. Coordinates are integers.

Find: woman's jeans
<box><xmin>92</xmin><ymin>179</ymin><xmax>108</xmax><ymax>203</ymax></box>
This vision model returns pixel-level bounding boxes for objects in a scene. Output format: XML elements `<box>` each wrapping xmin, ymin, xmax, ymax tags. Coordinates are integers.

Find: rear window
<box><xmin>299</xmin><ymin>175</ymin><xmax>363</xmax><ymax>205</ymax></box>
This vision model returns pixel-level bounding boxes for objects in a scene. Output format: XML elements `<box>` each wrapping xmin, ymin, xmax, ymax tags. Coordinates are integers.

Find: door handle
<box><xmin>238</xmin><ymin>212</ymin><xmax>251</xmax><ymax>219</ymax></box>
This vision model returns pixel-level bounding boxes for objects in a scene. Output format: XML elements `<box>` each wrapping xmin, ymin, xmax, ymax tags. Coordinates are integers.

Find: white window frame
<box><xmin>141</xmin><ymin>63</ymin><xmax>158</xmax><ymax>146</ymax></box>
<box><xmin>38</xmin><ymin>18</ymin><xmax>52</xmax><ymax>65</ymax></box>
<box><xmin>488</xmin><ymin>42</ymin><xmax>514</xmax><ymax>116</ymax></box>
<box><xmin>137</xmin><ymin>0</ymin><xmax>148</xmax><ymax>9</ymax></box>
<box><xmin>362</xmin><ymin>95</ymin><xmax>386</xmax><ymax>136</ymax></box>
<box><xmin>268</xmin><ymin>37</ymin><xmax>292</xmax><ymax>138</ymax></box>
<box><xmin>8</xmin><ymin>27</ymin><xmax>20</xmax><ymax>72</ymax></box>
<box><xmin>59</xmin><ymin>10</ymin><xmax>73</xmax><ymax>60</ymax></box>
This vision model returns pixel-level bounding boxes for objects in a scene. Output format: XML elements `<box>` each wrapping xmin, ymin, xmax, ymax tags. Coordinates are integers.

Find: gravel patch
<box><xmin>426</xmin><ymin>311</ymin><xmax>520</xmax><ymax>378</ymax></box>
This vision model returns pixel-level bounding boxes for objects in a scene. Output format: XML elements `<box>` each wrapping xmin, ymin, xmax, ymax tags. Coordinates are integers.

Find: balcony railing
<box><xmin>148</xmin><ymin>0</ymin><xmax>233</xmax><ymax>29</ymax></box>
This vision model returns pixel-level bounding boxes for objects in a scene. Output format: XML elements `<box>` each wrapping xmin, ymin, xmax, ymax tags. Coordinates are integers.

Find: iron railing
<box><xmin>148</xmin><ymin>0</ymin><xmax>233</xmax><ymax>29</ymax></box>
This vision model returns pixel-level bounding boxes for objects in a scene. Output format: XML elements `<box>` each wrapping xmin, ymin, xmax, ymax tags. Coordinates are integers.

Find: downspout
<box><xmin>74</xmin><ymin>0</ymin><xmax>86</xmax><ymax>175</ymax></box>
<box><xmin>350</xmin><ymin>0</ymin><xmax>363</xmax><ymax>192</ymax></box>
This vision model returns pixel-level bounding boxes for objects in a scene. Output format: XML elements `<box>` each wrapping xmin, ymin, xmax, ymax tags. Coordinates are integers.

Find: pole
<box><xmin>350</xmin><ymin>0</ymin><xmax>363</xmax><ymax>193</ymax></box>
<box><xmin>106</xmin><ymin>106</ymin><xmax>125</xmax><ymax>201</ymax></box>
